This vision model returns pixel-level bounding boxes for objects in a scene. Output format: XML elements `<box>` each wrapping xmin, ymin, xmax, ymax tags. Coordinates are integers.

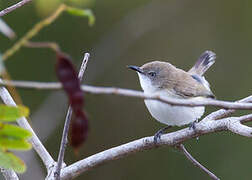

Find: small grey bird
<box><xmin>128</xmin><ymin>51</ymin><xmax>216</xmax><ymax>142</ymax></box>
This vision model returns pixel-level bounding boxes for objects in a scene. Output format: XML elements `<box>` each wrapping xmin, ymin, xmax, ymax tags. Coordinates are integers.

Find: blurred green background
<box><xmin>1</xmin><ymin>0</ymin><xmax>252</xmax><ymax>179</ymax></box>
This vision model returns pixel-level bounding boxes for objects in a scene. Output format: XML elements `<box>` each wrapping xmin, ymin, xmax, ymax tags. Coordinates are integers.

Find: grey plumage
<box><xmin>188</xmin><ymin>50</ymin><xmax>216</xmax><ymax>76</ymax></box>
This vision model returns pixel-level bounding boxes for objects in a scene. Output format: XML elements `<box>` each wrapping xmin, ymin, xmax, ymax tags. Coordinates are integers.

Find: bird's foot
<box><xmin>189</xmin><ymin>119</ymin><xmax>199</xmax><ymax>131</ymax></box>
<box><xmin>189</xmin><ymin>121</ymin><xmax>196</xmax><ymax>130</ymax></box>
<box><xmin>153</xmin><ymin>126</ymin><xmax>171</xmax><ymax>144</ymax></box>
<box><xmin>189</xmin><ymin>120</ymin><xmax>200</xmax><ymax>140</ymax></box>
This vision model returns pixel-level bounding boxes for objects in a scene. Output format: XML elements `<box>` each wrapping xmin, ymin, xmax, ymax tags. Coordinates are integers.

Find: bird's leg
<box><xmin>189</xmin><ymin>121</ymin><xmax>196</xmax><ymax>130</ymax></box>
<box><xmin>189</xmin><ymin>119</ymin><xmax>199</xmax><ymax>130</ymax></box>
<box><xmin>189</xmin><ymin>119</ymin><xmax>200</xmax><ymax>140</ymax></box>
<box><xmin>154</xmin><ymin>126</ymin><xmax>171</xmax><ymax>144</ymax></box>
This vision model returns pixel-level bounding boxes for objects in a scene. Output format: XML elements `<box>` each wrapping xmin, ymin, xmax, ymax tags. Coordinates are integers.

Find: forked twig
<box><xmin>54</xmin><ymin>53</ymin><xmax>90</xmax><ymax>180</ymax></box>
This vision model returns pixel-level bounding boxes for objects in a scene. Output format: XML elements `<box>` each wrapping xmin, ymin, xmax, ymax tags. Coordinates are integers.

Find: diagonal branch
<box><xmin>0</xmin><ymin>0</ymin><xmax>32</xmax><ymax>17</ymax></box>
<box><xmin>59</xmin><ymin>113</ymin><xmax>252</xmax><ymax>179</ymax></box>
<box><xmin>177</xmin><ymin>144</ymin><xmax>220</xmax><ymax>180</ymax></box>
<box><xmin>54</xmin><ymin>53</ymin><xmax>90</xmax><ymax>180</ymax></box>
<box><xmin>0</xmin><ymin>79</ymin><xmax>55</xmax><ymax>171</ymax></box>
<box><xmin>0</xmin><ymin>80</ymin><xmax>252</xmax><ymax>110</ymax></box>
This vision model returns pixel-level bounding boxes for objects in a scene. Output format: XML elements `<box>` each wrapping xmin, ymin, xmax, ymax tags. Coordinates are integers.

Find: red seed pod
<box><xmin>56</xmin><ymin>51</ymin><xmax>89</xmax><ymax>151</ymax></box>
<box><xmin>56</xmin><ymin>52</ymin><xmax>84</xmax><ymax>107</ymax></box>
<box><xmin>70</xmin><ymin>110</ymin><xmax>89</xmax><ymax>150</ymax></box>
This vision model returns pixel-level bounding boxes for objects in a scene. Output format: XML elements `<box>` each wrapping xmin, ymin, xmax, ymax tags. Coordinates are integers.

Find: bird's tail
<box><xmin>188</xmin><ymin>50</ymin><xmax>216</xmax><ymax>76</ymax></box>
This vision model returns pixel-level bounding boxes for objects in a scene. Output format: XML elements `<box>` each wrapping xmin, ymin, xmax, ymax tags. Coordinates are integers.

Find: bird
<box><xmin>128</xmin><ymin>51</ymin><xmax>216</xmax><ymax>143</ymax></box>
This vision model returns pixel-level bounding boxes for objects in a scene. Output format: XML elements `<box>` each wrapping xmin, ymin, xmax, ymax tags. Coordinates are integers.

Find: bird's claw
<box><xmin>189</xmin><ymin>121</ymin><xmax>197</xmax><ymax>130</ymax></box>
<box><xmin>153</xmin><ymin>126</ymin><xmax>171</xmax><ymax>144</ymax></box>
<box><xmin>154</xmin><ymin>132</ymin><xmax>162</xmax><ymax>144</ymax></box>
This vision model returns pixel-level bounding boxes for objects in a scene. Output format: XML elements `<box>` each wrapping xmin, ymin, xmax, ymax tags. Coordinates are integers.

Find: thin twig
<box><xmin>177</xmin><ymin>144</ymin><xmax>220</xmax><ymax>180</ymax></box>
<box><xmin>24</xmin><ymin>41</ymin><xmax>60</xmax><ymax>52</ymax></box>
<box><xmin>0</xmin><ymin>79</ymin><xmax>55</xmax><ymax>171</ymax></box>
<box><xmin>54</xmin><ymin>53</ymin><xmax>90</xmax><ymax>180</ymax></box>
<box><xmin>0</xmin><ymin>0</ymin><xmax>32</xmax><ymax>17</ymax></box>
<box><xmin>59</xmin><ymin>113</ymin><xmax>252</xmax><ymax>179</ymax></box>
<box><xmin>0</xmin><ymin>19</ymin><xmax>16</xmax><ymax>39</ymax></box>
<box><xmin>0</xmin><ymin>80</ymin><xmax>252</xmax><ymax>110</ymax></box>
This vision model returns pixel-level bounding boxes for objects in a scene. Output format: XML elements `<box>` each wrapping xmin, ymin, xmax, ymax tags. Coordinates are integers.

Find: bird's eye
<box><xmin>148</xmin><ymin>71</ymin><xmax>156</xmax><ymax>77</ymax></box>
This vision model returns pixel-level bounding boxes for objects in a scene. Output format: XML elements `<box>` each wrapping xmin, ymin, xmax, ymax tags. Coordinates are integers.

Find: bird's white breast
<box><xmin>137</xmin><ymin>73</ymin><xmax>205</xmax><ymax>126</ymax></box>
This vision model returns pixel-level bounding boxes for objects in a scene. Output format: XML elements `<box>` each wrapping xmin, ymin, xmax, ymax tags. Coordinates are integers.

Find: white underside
<box><xmin>144</xmin><ymin>98</ymin><xmax>205</xmax><ymax>126</ymax></box>
<box><xmin>137</xmin><ymin>73</ymin><xmax>205</xmax><ymax>126</ymax></box>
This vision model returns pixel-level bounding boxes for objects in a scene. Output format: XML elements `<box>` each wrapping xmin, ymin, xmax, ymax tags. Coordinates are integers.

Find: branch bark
<box><xmin>0</xmin><ymin>80</ymin><xmax>252</xmax><ymax>110</ymax></box>
<box><xmin>0</xmin><ymin>0</ymin><xmax>32</xmax><ymax>17</ymax></box>
<box><xmin>58</xmin><ymin>111</ymin><xmax>252</xmax><ymax>179</ymax></box>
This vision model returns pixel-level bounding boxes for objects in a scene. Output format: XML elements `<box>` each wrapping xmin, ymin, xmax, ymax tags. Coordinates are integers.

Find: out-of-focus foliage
<box><xmin>0</xmin><ymin>105</ymin><xmax>29</xmax><ymax>122</ymax></box>
<box><xmin>0</xmin><ymin>149</ymin><xmax>26</xmax><ymax>173</ymax></box>
<box><xmin>66</xmin><ymin>7</ymin><xmax>95</xmax><ymax>26</ymax></box>
<box><xmin>67</xmin><ymin>0</ymin><xmax>95</xmax><ymax>7</ymax></box>
<box><xmin>34</xmin><ymin>0</ymin><xmax>62</xmax><ymax>16</ymax></box>
<box><xmin>35</xmin><ymin>0</ymin><xmax>95</xmax><ymax>17</ymax></box>
<box><xmin>0</xmin><ymin>105</ymin><xmax>31</xmax><ymax>173</ymax></box>
<box><xmin>0</xmin><ymin>123</ymin><xmax>31</xmax><ymax>140</ymax></box>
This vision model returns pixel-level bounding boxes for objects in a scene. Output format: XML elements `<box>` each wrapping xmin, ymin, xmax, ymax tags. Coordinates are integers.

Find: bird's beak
<box><xmin>127</xmin><ymin>65</ymin><xmax>143</xmax><ymax>73</ymax></box>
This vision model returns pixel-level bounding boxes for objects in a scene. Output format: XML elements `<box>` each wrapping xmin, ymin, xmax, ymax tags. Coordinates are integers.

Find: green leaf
<box><xmin>0</xmin><ymin>123</ymin><xmax>32</xmax><ymax>139</ymax></box>
<box><xmin>66</xmin><ymin>7</ymin><xmax>95</xmax><ymax>26</ymax></box>
<box><xmin>0</xmin><ymin>137</ymin><xmax>31</xmax><ymax>150</ymax></box>
<box><xmin>0</xmin><ymin>148</ymin><xmax>26</xmax><ymax>173</ymax></box>
<box><xmin>0</xmin><ymin>105</ymin><xmax>29</xmax><ymax>122</ymax></box>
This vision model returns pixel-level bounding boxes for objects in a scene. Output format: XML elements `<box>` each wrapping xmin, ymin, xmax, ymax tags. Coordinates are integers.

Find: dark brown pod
<box><xmin>70</xmin><ymin>110</ymin><xmax>89</xmax><ymax>149</ymax></box>
<box><xmin>55</xmin><ymin>51</ymin><xmax>89</xmax><ymax>151</ymax></box>
<box><xmin>56</xmin><ymin>52</ymin><xmax>84</xmax><ymax>107</ymax></box>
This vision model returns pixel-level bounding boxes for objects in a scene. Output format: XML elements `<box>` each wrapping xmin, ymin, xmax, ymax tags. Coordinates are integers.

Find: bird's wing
<box><xmin>172</xmin><ymin>71</ymin><xmax>215</xmax><ymax>98</ymax></box>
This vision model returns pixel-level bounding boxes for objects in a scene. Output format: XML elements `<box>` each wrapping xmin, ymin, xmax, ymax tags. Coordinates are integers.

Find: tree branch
<box><xmin>0</xmin><ymin>0</ymin><xmax>32</xmax><ymax>17</ymax></box>
<box><xmin>0</xmin><ymin>80</ymin><xmax>252</xmax><ymax>110</ymax></box>
<box><xmin>58</xmin><ymin>111</ymin><xmax>252</xmax><ymax>179</ymax></box>
<box><xmin>0</xmin><ymin>19</ymin><xmax>16</xmax><ymax>39</ymax></box>
<box><xmin>0</xmin><ymin>79</ymin><xmax>55</xmax><ymax>171</ymax></box>
<box><xmin>177</xmin><ymin>144</ymin><xmax>220</xmax><ymax>180</ymax></box>
<box><xmin>54</xmin><ymin>53</ymin><xmax>90</xmax><ymax>180</ymax></box>
<box><xmin>0</xmin><ymin>80</ymin><xmax>251</xmax><ymax>179</ymax></box>
<box><xmin>203</xmin><ymin>95</ymin><xmax>252</xmax><ymax>121</ymax></box>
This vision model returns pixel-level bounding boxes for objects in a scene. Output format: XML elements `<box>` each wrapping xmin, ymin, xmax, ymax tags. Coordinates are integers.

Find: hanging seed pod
<box><xmin>55</xmin><ymin>51</ymin><xmax>89</xmax><ymax>150</ymax></box>
<box><xmin>70</xmin><ymin>110</ymin><xmax>89</xmax><ymax>151</ymax></box>
<box><xmin>56</xmin><ymin>52</ymin><xmax>84</xmax><ymax>109</ymax></box>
